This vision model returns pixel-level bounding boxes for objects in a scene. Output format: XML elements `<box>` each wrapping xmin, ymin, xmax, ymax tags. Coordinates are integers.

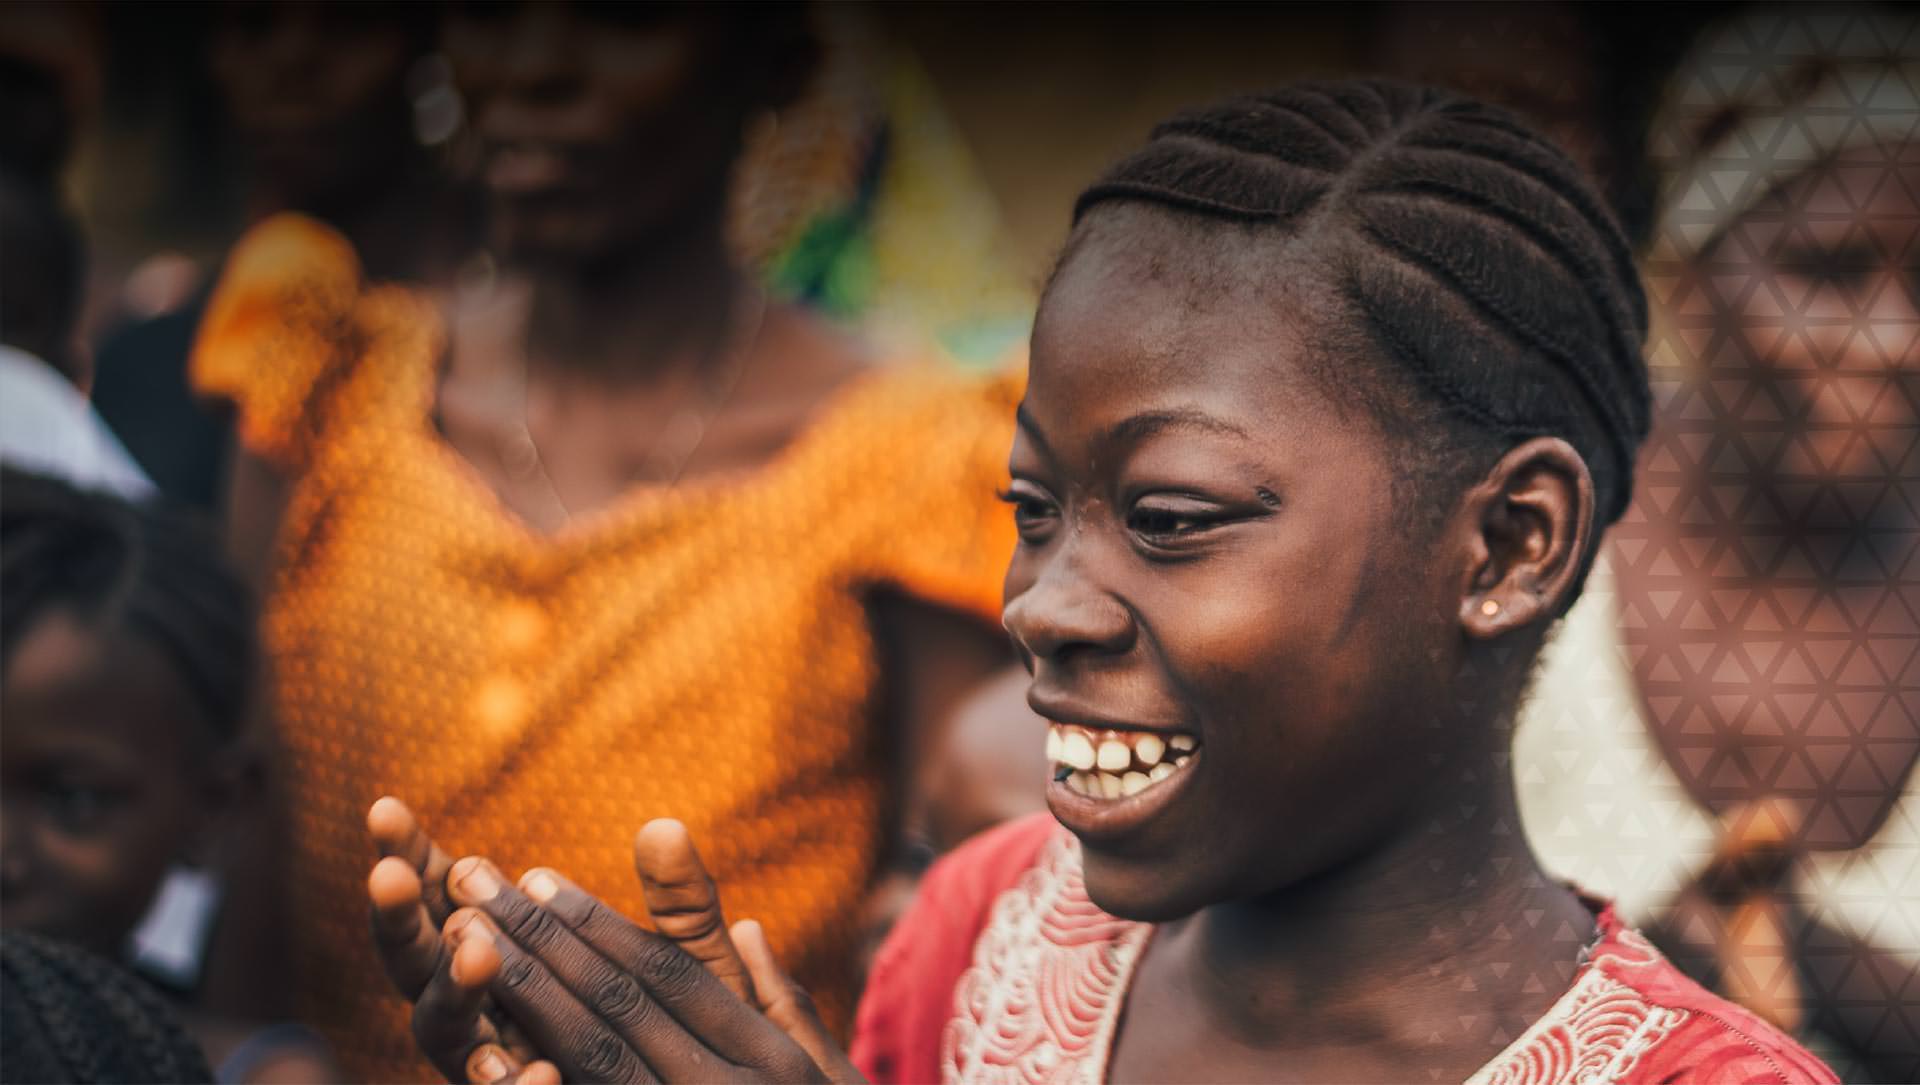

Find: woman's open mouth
<box><xmin>1047</xmin><ymin>722</ymin><xmax>1197</xmax><ymax>796</ymax></box>
<box><xmin>1044</xmin><ymin>721</ymin><xmax>1201</xmax><ymax>838</ymax></box>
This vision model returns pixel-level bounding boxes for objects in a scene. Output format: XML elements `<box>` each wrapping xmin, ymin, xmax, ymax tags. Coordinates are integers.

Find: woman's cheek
<box><xmin>39</xmin><ymin>829</ymin><xmax>130</xmax><ymax>903</ymax></box>
<box><xmin>1169</xmin><ymin>588</ymin><xmax>1296</xmax><ymax>676</ymax></box>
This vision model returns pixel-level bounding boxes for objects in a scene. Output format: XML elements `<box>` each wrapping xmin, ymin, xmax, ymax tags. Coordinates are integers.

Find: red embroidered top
<box><xmin>852</xmin><ymin>814</ymin><xmax>1837</xmax><ymax>1085</ymax></box>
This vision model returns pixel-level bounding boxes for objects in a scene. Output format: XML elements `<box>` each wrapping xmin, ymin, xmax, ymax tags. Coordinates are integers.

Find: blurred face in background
<box><xmin>1695</xmin><ymin>141</ymin><xmax>1920</xmax><ymax>545</ymax></box>
<box><xmin>210</xmin><ymin>2</ymin><xmax>419</xmax><ymax>214</ymax></box>
<box><xmin>0</xmin><ymin>611</ymin><xmax>218</xmax><ymax>956</ymax></box>
<box><xmin>1633</xmin><ymin>139</ymin><xmax>1920</xmax><ymax>850</ymax></box>
<box><xmin>443</xmin><ymin>3</ymin><xmax>802</xmax><ymax>271</ymax></box>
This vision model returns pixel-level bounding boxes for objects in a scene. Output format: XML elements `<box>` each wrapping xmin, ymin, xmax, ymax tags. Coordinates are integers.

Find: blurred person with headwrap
<box><xmin>186</xmin><ymin>5</ymin><xmax>1037</xmax><ymax>1080</ymax></box>
<box><xmin>0</xmin><ymin>9</ymin><xmax>150</xmax><ymax>500</ymax></box>
<box><xmin>0</xmin><ymin>167</ymin><xmax>152</xmax><ymax>501</ymax></box>
<box><xmin>1516</xmin><ymin>7</ymin><xmax>1920</xmax><ymax>1080</ymax></box>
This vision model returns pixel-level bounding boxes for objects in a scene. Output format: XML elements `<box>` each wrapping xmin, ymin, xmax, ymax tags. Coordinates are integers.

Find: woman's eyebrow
<box><xmin>1103</xmin><ymin>408</ymin><xmax>1250</xmax><ymax>447</ymax></box>
<box><xmin>1013</xmin><ymin>403</ymin><xmax>1251</xmax><ymax>462</ymax></box>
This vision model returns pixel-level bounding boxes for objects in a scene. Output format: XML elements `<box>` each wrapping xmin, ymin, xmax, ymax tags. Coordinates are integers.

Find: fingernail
<box><xmin>452</xmin><ymin>857</ymin><xmax>501</xmax><ymax>903</ymax></box>
<box><xmin>522</xmin><ymin>871</ymin><xmax>558</xmax><ymax>903</ymax></box>
<box><xmin>470</xmin><ymin>1047</ymin><xmax>508</xmax><ymax>1083</ymax></box>
<box><xmin>452</xmin><ymin>916</ymin><xmax>493</xmax><ymax>948</ymax></box>
<box><xmin>449</xmin><ymin>926</ymin><xmax>493</xmax><ymax>985</ymax></box>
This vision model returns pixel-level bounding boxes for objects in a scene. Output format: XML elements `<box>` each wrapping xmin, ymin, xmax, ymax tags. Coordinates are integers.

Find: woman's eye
<box><xmin>44</xmin><ymin>782</ymin><xmax>118</xmax><ymax>834</ymax></box>
<box><xmin>1780</xmin><ymin>244</ymin><xmax>1877</xmax><ymax>291</ymax></box>
<box><xmin>1128</xmin><ymin>503</ymin><xmax>1220</xmax><ymax>542</ymax></box>
<box><xmin>997</xmin><ymin>486</ymin><xmax>1059</xmax><ymax>540</ymax></box>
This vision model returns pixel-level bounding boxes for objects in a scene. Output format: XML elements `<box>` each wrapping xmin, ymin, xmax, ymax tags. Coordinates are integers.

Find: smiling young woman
<box><xmin>366</xmin><ymin>80</ymin><xmax>1837</xmax><ymax>1085</ymax></box>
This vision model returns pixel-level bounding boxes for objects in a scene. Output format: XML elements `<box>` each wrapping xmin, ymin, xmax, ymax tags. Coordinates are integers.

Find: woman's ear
<box><xmin>1455</xmin><ymin>436</ymin><xmax>1596</xmax><ymax>640</ymax></box>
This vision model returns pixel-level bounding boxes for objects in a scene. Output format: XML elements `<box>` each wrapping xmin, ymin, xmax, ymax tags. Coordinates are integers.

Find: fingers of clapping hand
<box><xmin>449</xmin><ymin>860</ymin><xmax>670</xmax><ymax>1083</ymax></box>
<box><xmin>451</xmin><ymin>855</ymin><xmax>824</xmax><ymax>1082</ymax></box>
<box><xmin>369</xmin><ymin>796</ymin><xmax>460</xmax><ymax>922</ymax></box>
<box><xmin>370</xmin><ymin>857</ymin><xmax>446</xmax><ymax>1000</ymax></box>
<box><xmin>731</xmin><ymin>919</ymin><xmax>862</xmax><ymax>1084</ymax></box>
<box><xmin>512</xmin><ymin>863</ymin><xmax>732</xmax><ymax>1018</ymax></box>
<box><xmin>507</xmin><ymin>863</ymin><xmax>843</xmax><ymax>1082</ymax></box>
<box><xmin>630</xmin><ymin>819</ymin><xmax>756</xmax><ymax>1004</ymax></box>
<box><xmin>465</xmin><ymin>1046</ymin><xmax>561</xmax><ymax>1085</ymax></box>
<box><xmin>398</xmin><ymin>907</ymin><xmax>507</xmax><ymax>1082</ymax></box>
<box><xmin>368</xmin><ymin>801</ymin><xmax>540</xmax><ymax>1073</ymax></box>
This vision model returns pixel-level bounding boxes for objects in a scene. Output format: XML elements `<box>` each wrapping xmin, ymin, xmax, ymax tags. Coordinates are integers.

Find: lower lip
<box><xmin>1047</xmin><ymin>750</ymin><xmax>1201</xmax><ymax>844</ymax></box>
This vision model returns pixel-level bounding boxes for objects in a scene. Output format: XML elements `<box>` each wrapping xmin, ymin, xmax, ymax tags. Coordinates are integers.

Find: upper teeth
<box><xmin>1134</xmin><ymin>733</ymin><xmax>1164</xmax><ymax>764</ymax></box>
<box><xmin>1060</xmin><ymin>731</ymin><xmax>1096</xmax><ymax>771</ymax></box>
<box><xmin>1046</xmin><ymin>722</ymin><xmax>1198</xmax><ymax>799</ymax></box>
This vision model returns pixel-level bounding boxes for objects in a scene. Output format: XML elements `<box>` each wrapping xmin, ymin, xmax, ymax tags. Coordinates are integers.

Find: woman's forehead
<box><xmin>1043</xmin><ymin>205</ymin><xmax>1332</xmax><ymax>332</ymax></box>
<box><xmin>1032</xmin><ymin>236</ymin><xmax>1333</xmax><ymax>419</ymax></box>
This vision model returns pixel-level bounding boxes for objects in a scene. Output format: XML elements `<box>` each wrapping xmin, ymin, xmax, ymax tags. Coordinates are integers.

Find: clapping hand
<box><xmin>366</xmin><ymin>798</ymin><xmax>864</xmax><ymax>1083</ymax></box>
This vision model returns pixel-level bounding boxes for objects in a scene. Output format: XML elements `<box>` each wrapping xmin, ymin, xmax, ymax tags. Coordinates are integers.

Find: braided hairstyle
<box><xmin>0</xmin><ymin>469</ymin><xmax>253</xmax><ymax>742</ymax></box>
<box><xmin>1066</xmin><ymin>80</ymin><xmax>1650</xmax><ymax>551</ymax></box>
<box><xmin>0</xmin><ymin>931</ymin><xmax>212</xmax><ymax>1084</ymax></box>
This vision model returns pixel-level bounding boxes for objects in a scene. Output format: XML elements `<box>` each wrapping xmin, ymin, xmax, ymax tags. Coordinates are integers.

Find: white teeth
<box><xmin>1062</xmin><ymin>732</ymin><xmax>1096</xmax><ymax>771</ymax></box>
<box><xmin>1049</xmin><ymin>722</ymin><xmax>1200</xmax><ymax>801</ymax></box>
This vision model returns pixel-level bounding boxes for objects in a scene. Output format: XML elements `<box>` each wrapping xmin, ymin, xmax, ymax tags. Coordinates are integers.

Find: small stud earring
<box><xmin>1479</xmin><ymin>599</ymin><xmax>1501</xmax><ymax>617</ymax></box>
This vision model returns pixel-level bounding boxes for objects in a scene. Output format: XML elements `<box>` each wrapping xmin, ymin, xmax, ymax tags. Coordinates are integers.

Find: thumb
<box><xmin>632</xmin><ymin>818</ymin><xmax>756</xmax><ymax>1003</ymax></box>
<box><xmin>733</xmin><ymin>919</ymin><xmax>865</xmax><ymax>1084</ymax></box>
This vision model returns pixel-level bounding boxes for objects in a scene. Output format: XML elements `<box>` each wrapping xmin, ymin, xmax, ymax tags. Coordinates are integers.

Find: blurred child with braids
<box><xmin>0</xmin><ymin>468</ymin><xmax>336</xmax><ymax>1082</ymax></box>
<box><xmin>1</xmin><ymin>930</ymin><xmax>211</xmax><ymax>1084</ymax></box>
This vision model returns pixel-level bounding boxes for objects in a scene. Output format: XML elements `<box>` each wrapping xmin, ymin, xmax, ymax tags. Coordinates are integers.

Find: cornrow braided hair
<box><xmin>0</xmin><ymin>931</ymin><xmax>212</xmax><ymax>1084</ymax></box>
<box><xmin>1072</xmin><ymin>79</ymin><xmax>1651</xmax><ymax>527</ymax></box>
<box><xmin>0</xmin><ymin>468</ymin><xmax>254</xmax><ymax>742</ymax></box>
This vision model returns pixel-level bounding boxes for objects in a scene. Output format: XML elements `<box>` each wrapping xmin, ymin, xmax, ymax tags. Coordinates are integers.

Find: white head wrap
<box><xmin>1649</xmin><ymin>6</ymin><xmax>1919</xmax><ymax>261</ymax></box>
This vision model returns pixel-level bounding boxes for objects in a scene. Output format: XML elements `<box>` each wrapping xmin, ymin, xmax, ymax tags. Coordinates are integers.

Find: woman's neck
<box><xmin>522</xmin><ymin>233</ymin><xmax>740</xmax><ymax>382</ymax></box>
<box><xmin>1167</xmin><ymin>764</ymin><xmax>1593</xmax><ymax>1059</ymax></box>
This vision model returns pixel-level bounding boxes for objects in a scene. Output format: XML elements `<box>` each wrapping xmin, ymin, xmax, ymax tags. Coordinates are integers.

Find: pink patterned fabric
<box><xmin>941</xmin><ymin>832</ymin><xmax>1149</xmax><ymax>1085</ymax></box>
<box><xmin>858</xmin><ymin>816</ymin><xmax>1836</xmax><ymax>1085</ymax></box>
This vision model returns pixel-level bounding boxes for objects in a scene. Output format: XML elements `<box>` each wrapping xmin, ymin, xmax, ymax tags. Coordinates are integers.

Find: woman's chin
<box><xmin>1079</xmin><ymin>854</ymin><xmax>1209</xmax><ymax>924</ymax></box>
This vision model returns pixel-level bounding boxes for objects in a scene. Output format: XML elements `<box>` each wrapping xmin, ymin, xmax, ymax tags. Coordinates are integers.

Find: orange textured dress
<box><xmin>192</xmin><ymin>215</ymin><xmax>1019</xmax><ymax>1082</ymax></box>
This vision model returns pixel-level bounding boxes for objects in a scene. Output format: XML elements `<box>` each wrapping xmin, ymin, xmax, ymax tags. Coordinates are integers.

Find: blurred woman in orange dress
<box><xmin>191</xmin><ymin>5</ymin><xmax>1032</xmax><ymax>1079</ymax></box>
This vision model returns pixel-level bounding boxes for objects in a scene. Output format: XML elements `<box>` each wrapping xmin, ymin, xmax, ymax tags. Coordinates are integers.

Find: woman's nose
<box><xmin>1002</xmin><ymin>558</ymin><xmax>1136</xmax><ymax>662</ymax></box>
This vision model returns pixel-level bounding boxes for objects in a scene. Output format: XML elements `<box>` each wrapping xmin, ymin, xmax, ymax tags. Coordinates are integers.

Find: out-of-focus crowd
<box><xmin>0</xmin><ymin>3</ymin><xmax>1912</xmax><ymax>1083</ymax></box>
